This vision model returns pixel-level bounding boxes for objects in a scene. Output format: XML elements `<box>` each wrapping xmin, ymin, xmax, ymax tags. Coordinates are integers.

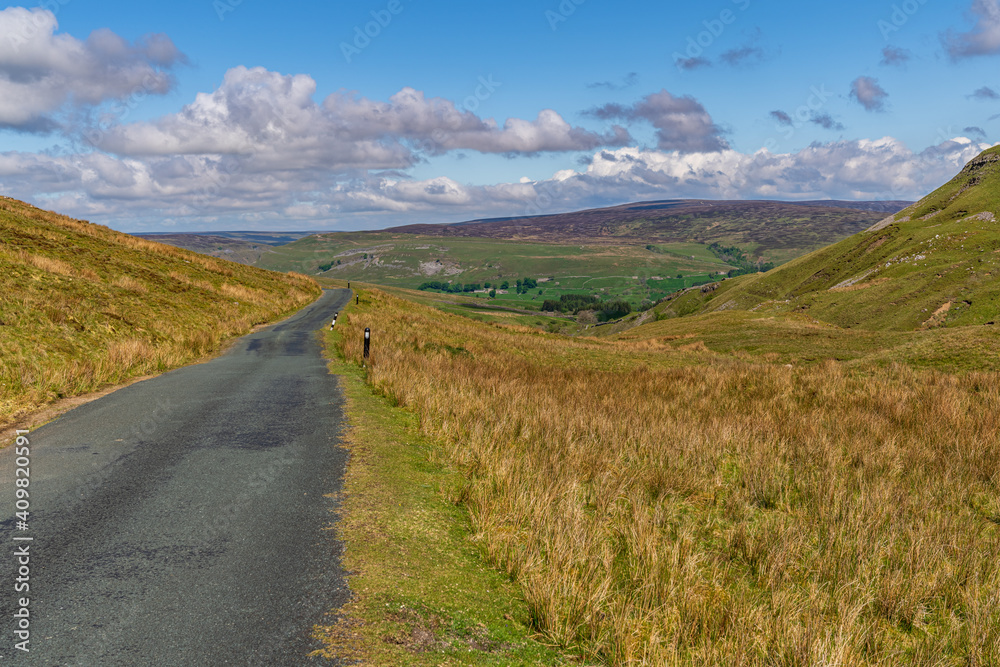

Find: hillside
<box><xmin>657</xmin><ymin>147</ymin><xmax>1000</xmax><ymax>331</ymax></box>
<box><xmin>387</xmin><ymin>199</ymin><xmax>903</xmax><ymax>264</ymax></box>
<box><xmin>0</xmin><ymin>197</ymin><xmax>320</xmax><ymax>426</ymax></box>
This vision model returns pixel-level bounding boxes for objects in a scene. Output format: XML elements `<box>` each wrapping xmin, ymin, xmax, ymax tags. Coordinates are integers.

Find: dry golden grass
<box><xmin>218</xmin><ymin>282</ymin><xmax>269</xmax><ymax>304</ymax></box>
<box><xmin>112</xmin><ymin>275</ymin><xmax>148</xmax><ymax>293</ymax></box>
<box><xmin>337</xmin><ymin>287</ymin><xmax>1000</xmax><ymax>666</ymax></box>
<box><xmin>22</xmin><ymin>252</ymin><xmax>73</xmax><ymax>276</ymax></box>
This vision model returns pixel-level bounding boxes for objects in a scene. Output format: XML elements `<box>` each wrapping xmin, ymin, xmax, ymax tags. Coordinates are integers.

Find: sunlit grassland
<box><xmin>0</xmin><ymin>198</ymin><xmax>320</xmax><ymax>428</ymax></box>
<box><xmin>335</xmin><ymin>286</ymin><xmax>1000</xmax><ymax>665</ymax></box>
<box><xmin>259</xmin><ymin>232</ymin><xmax>728</xmax><ymax>307</ymax></box>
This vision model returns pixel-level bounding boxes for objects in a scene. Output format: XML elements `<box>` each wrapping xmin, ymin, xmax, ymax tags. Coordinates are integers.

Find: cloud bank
<box><xmin>2</xmin><ymin>135</ymin><xmax>991</xmax><ymax>230</ymax></box>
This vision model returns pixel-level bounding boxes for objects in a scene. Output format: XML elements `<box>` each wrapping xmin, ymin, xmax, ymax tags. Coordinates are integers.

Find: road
<box><xmin>0</xmin><ymin>288</ymin><xmax>352</xmax><ymax>665</ymax></box>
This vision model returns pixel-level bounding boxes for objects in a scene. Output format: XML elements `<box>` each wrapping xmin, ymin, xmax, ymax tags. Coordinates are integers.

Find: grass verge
<box><xmin>314</xmin><ymin>314</ymin><xmax>579</xmax><ymax>666</ymax></box>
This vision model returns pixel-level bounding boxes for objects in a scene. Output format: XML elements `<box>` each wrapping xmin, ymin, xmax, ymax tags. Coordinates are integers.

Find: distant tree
<box><xmin>484</xmin><ymin>282</ymin><xmax>491</xmax><ymax>289</ymax></box>
<box><xmin>538</xmin><ymin>289</ymin><xmax>543</xmax><ymax>295</ymax></box>
<box><xmin>489</xmin><ymin>289</ymin><xmax>496</xmax><ymax>298</ymax></box>
<box><xmin>599</xmin><ymin>300</ymin><xmax>632</xmax><ymax>321</ymax></box>
<box><xmin>500</xmin><ymin>281</ymin><xmax>509</xmax><ymax>290</ymax></box>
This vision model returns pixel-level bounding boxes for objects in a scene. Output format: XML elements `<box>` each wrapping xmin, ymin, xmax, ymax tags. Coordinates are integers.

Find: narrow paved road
<box><xmin>0</xmin><ymin>289</ymin><xmax>352</xmax><ymax>665</ymax></box>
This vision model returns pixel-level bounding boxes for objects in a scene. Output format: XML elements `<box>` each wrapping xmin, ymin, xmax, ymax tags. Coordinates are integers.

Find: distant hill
<box><xmin>138</xmin><ymin>230</ymin><xmax>313</xmax><ymax>245</ymax></box>
<box><xmin>386</xmin><ymin>199</ymin><xmax>907</xmax><ymax>265</ymax></box>
<box><xmin>1</xmin><ymin>198</ymin><xmax>320</xmax><ymax>426</ymax></box>
<box><xmin>789</xmin><ymin>200</ymin><xmax>914</xmax><ymax>213</ymax></box>
<box><xmin>658</xmin><ymin>148</ymin><xmax>1000</xmax><ymax>330</ymax></box>
<box><xmin>135</xmin><ymin>234</ymin><xmax>278</xmax><ymax>265</ymax></box>
<box><xmin>135</xmin><ymin>231</ymin><xmax>314</xmax><ymax>265</ymax></box>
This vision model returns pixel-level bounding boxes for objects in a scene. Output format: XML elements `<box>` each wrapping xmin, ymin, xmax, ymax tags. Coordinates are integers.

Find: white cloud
<box><xmin>92</xmin><ymin>67</ymin><xmax>630</xmax><ymax>167</ymax></box>
<box><xmin>850</xmin><ymin>76</ymin><xmax>889</xmax><ymax>112</ymax></box>
<box><xmin>0</xmin><ymin>7</ymin><xmax>184</xmax><ymax>132</ymax></box>
<box><xmin>587</xmin><ymin>90</ymin><xmax>728</xmax><ymax>153</ymax></box>
<box><xmin>944</xmin><ymin>0</ymin><xmax>1000</xmax><ymax>60</ymax></box>
<box><xmin>880</xmin><ymin>46</ymin><xmax>911</xmax><ymax>66</ymax></box>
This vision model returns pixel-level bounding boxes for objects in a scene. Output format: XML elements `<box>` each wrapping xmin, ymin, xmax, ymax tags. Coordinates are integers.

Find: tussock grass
<box><xmin>0</xmin><ymin>197</ymin><xmax>321</xmax><ymax>427</ymax></box>
<box><xmin>337</xmin><ymin>287</ymin><xmax>1000</xmax><ymax>665</ymax></box>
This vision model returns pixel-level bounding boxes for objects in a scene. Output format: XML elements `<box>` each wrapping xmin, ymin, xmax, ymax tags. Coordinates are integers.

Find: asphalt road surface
<box><xmin>0</xmin><ymin>289</ymin><xmax>352</xmax><ymax>665</ymax></box>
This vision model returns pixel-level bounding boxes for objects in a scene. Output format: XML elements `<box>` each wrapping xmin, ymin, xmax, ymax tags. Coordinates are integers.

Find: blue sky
<box><xmin>1</xmin><ymin>0</ymin><xmax>999</xmax><ymax>231</ymax></box>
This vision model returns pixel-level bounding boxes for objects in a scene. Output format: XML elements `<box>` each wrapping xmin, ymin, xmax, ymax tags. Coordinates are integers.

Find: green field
<box><xmin>257</xmin><ymin>233</ymin><xmax>730</xmax><ymax>309</ymax></box>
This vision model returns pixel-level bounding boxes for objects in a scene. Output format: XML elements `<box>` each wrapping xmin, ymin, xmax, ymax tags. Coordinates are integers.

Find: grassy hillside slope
<box><xmin>0</xmin><ymin>197</ymin><xmax>320</xmax><ymax>427</ymax></box>
<box><xmin>661</xmin><ymin>147</ymin><xmax>1000</xmax><ymax>330</ymax></box>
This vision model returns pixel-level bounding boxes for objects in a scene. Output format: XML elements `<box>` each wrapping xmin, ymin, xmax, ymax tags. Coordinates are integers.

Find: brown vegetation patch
<box><xmin>829</xmin><ymin>277</ymin><xmax>890</xmax><ymax>293</ymax></box>
<box><xmin>112</xmin><ymin>275</ymin><xmax>148</xmax><ymax>292</ymax></box>
<box><xmin>920</xmin><ymin>301</ymin><xmax>952</xmax><ymax>329</ymax></box>
<box><xmin>378</xmin><ymin>605</ymin><xmax>510</xmax><ymax>655</ymax></box>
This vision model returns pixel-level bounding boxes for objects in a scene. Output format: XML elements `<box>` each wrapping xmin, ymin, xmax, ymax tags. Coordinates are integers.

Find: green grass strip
<box><xmin>315</xmin><ymin>325</ymin><xmax>577</xmax><ymax>666</ymax></box>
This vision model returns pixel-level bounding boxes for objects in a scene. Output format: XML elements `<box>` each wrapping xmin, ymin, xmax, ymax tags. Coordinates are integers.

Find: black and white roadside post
<box><xmin>331</xmin><ymin>312</ymin><xmax>338</xmax><ymax>330</ymax></box>
<box><xmin>347</xmin><ymin>281</ymin><xmax>350</xmax><ymax>289</ymax></box>
<box><xmin>363</xmin><ymin>328</ymin><xmax>371</xmax><ymax>360</ymax></box>
<box><xmin>356</xmin><ymin>296</ymin><xmax>359</xmax><ymax>305</ymax></box>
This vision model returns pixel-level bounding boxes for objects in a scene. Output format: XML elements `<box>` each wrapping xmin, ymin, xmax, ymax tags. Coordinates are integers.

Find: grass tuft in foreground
<box><xmin>333</xmin><ymin>286</ymin><xmax>1000</xmax><ymax>665</ymax></box>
